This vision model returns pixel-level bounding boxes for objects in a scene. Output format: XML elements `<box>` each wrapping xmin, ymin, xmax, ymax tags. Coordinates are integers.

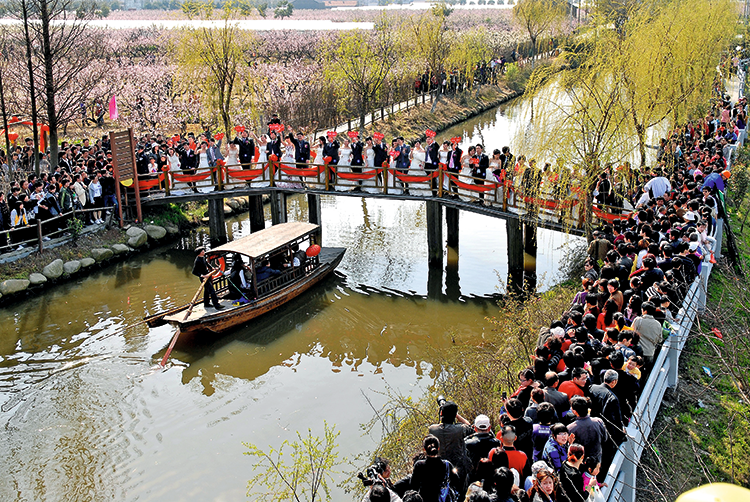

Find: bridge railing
<box><xmin>602</xmin><ymin>221</ymin><xmax>722</xmax><ymax>501</ymax></box>
<box><xmin>137</xmin><ymin>160</ymin><xmax>631</xmax><ymax>230</ymax></box>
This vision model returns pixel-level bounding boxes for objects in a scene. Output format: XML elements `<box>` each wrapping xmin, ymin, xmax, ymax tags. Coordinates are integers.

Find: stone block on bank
<box><xmin>29</xmin><ymin>273</ymin><xmax>48</xmax><ymax>285</ymax></box>
<box><xmin>111</xmin><ymin>244</ymin><xmax>130</xmax><ymax>255</ymax></box>
<box><xmin>128</xmin><ymin>232</ymin><xmax>148</xmax><ymax>248</ymax></box>
<box><xmin>164</xmin><ymin>223</ymin><xmax>179</xmax><ymax>236</ymax></box>
<box><xmin>42</xmin><ymin>259</ymin><xmax>64</xmax><ymax>280</ymax></box>
<box><xmin>63</xmin><ymin>260</ymin><xmax>81</xmax><ymax>275</ymax></box>
<box><xmin>126</xmin><ymin>226</ymin><xmax>146</xmax><ymax>238</ymax></box>
<box><xmin>91</xmin><ymin>248</ymin><xmax>114</xmax><ymax>262</ymax></box>
<box><xmin>226</xmin><ymin>198</ymin><xmax>241</xmax><ymax>211</ymax></box>
<box><xmin>0</xmin><ymin>279</ymin><xmax>30</xmax><ymax>296</ymax></box>
<box><xmin>80</xmin><ymin>257</ymin><xmax>96</xmax><ymax>268</ymax></box>
<box><xmin>223</xmin><ymin>205</ymin><xmax>233</xmax><ymax>216</ymax></box>
<box><xmin>145</xmin><ymin>225</ymin><xmax>167</xmax><ymax>240</ymax></box>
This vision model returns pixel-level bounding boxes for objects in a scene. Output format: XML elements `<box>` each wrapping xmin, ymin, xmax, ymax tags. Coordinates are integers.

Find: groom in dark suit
<box><xmin>232</xmin><ymin>130</ymin><xmax>255</xmax><ymax>169</ymax></box>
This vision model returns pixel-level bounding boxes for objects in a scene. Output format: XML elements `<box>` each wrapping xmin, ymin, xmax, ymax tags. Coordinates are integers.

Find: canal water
<box><xmin>0</xmin><ymin>99</ymin><xmax>584</xmax><ymax>501</ymax></box>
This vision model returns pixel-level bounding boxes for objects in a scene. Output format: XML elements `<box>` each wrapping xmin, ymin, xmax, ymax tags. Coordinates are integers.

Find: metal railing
<box><xmin>0</xmin><ymin>207</ymin><xmax>108</xmax><ymax>256</ymax></box>
<box><xmin>602</xmin><ymin>222</ymin><xmax>722</xmax><ymax>501</ymax></box>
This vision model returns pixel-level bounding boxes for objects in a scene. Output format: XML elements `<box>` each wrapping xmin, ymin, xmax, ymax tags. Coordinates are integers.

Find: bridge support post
<box><xmin>207</xmin><ymin>197</ymin><xmax>227</xmax><ymax>244</ymax></box>
<box><xmin>308</xmin><ymin>193</ymin><xmax>322</xmax><ymax>226</ymax></box>
<box><xmin>445</xmin><ymin>246</ymin><xmax>460</xmax><ymax>300</ymax></box>
<box><xmin>445</xmin><ymin>206</ymin><xmax>459</xmax><ymax>248</ymax></box>
<box><xmin>523</xmin><ymin>222</ymin><xmax>538</xmax><ymax>293</ymax></box>
<box><xmin>507</xmin><ymin>218</ymin><xmax>524</xmax><ymax>295</ymax></box>
<box><xmin>426</xmin><ymin>200</ymin><xmax>443</xmax><ymax>267</ymax></box>
<box><xmin>270</xmin><ymin>191</ymin><xmax>287</xmax><ymax>225</ymax></box>
<box><xmin>248</xmin><ymin>195</ymin><xmax>265</xmax><ymax>232</ymax></box>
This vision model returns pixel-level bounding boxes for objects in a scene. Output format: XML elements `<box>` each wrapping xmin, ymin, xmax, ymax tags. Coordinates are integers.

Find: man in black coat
<box><xmin>471</xmin><ymin>144</ymin><xmax>489</xmax><ymax>203</ymax></box>
<box><xmin>266</xmin><ymin>131</ymin><xmax>282</xmax><ymax>160</ymax></box>
<box><xmin>589</xmin><ymin>369</ymin><xmax>625</xmax><ymax>480</ymax></box>
<box><xmin>232</xmin><ymin>130</ymin><xmax>255</xmax><ymax>168</ymax></box>
<box><xmin>192</xmin><ymin>247</ymin><xmax>223</xmax><ymax>310</ymax></box>
<box><xmin>424</xmin><ymin>135</ymin><xmax>440</xmax><ymax>196</ymax></box>
<box><xmin>447</xmin><ymin>142</ymin><xmax>462</xmax><ymax>197</ymax></box>
<box><xmin>350</xmin><ymin>133</ymin><xmax>365</xmax><ymax>190</ymax></box>
<box><xmin>373</xmin><ymin>135</ymin><xmax>389</xmax><ymax>185</ymax></box>
<box><xmin>292</xmin><ymin>131</ymin><xmax>310</xmax><ymax>164</ymax></box>
<box><xmin>323</xmin><ymin>133</ymin><xmax>340</xmax><ymax>187</ymax></box>
<box><xmin>464</xmin><ymin>414</ymin><xmax>501</xmax><ymax>483</ymax></box>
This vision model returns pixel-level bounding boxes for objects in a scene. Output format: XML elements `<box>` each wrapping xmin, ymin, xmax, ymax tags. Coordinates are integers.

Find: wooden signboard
<box><xmin>109</xmin><ymin>128</ymin><xmax>141</xmax><ymax>226</ymax></box>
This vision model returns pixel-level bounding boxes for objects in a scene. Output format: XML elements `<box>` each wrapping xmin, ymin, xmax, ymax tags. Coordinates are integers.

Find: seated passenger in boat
<box><xmin>284</xmin><ymin>244</ymin><xmax>308</xmax><ymax>270</ymax></box>
<box><xmin>225</xmin><ymin>253</ymin><xmax>252</xmax><ymax>301</ymax></box>
<box><xmin>256</xmin><ymin>261</ymin><xmax>282</xmax><ymax>282</ymax></box>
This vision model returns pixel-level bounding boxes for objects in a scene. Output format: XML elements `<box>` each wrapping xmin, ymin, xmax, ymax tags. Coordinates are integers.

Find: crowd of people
<box><xmin>355</xmin><ymin>100</ymin><xmax>734</xmax><ymax>502</ymax></box>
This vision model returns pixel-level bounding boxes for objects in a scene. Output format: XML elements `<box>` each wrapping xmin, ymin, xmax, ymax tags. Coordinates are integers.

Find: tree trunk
<box><xmin>21</xmin><ymin>0</ymin><xmax>40</xmax><ymax>175</ymax></box>
<box><xmin>40</xmin><ymin>0</ymin><xmax>59</xmax><ymax>168</ymax></box>
<box><xmin>0</xmin><ymin>69</ymin><xmax>10</xmax><ymax>159</ymax></box>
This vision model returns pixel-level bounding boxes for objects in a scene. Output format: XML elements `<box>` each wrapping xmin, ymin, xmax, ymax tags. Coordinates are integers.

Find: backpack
<box><xmin>438</xmin><ymin>460</ymin><xmax>459</xmax><ymax>502</ymax></box>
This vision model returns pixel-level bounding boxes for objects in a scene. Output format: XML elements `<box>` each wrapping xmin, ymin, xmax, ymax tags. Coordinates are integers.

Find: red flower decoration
<box><xmin>323</xmin><ymin>156</ymin><xmax>332</xmax><ymax>164</ymax></box>
<box><xmin>269</xmin><ymin>154</ymin><xmax>278</xmax><ymax>162</ymax></box>
<box><xmin>215</xmin><ymin>159</ymin><xmax>226</xmax><ymax>167</ymax></box>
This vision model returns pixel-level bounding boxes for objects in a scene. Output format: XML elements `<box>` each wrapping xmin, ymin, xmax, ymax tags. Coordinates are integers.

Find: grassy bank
<box><xmin>0</xmin><ymin>227</ymin><xmax>129</xmax><ymax>280</ymax></box>
<box><xmin>358</xmin><ymin>280</ymin><xmax>578</xmax><ymax>486</ymax></box>
<box><xmin>638</xmin><ymin>174</ymin><xmax>750</xmax><ymax>497</ymax></box>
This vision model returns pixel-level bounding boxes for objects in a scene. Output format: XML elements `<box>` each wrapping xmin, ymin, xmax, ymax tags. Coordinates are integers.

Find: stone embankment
<box><xmin>0</xmin><ymin>196</ymin><xmax>254</xmax><ymax>304</ymax></box>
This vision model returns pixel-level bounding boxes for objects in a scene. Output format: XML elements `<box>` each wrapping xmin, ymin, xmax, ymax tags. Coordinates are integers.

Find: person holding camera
<box><xmin>360</xmin><ymin>458</ymin><xmax>402</xmax><ymax>502</ymax></box>
<box><xmin>427</xmin><ymin>398</ymin><xmax>473</xmax><ymax>493</ymax></box>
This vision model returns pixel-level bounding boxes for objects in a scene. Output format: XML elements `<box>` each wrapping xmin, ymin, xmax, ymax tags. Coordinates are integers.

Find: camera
<box><xmin>357</xmin><ymin>458</ymin><xmax>386</xmax><ymax>487</ymax></box>
<box><xmin>436</xmin><ymin>394</ymin><xmax>447</xmax><ymax>407</ymax></box>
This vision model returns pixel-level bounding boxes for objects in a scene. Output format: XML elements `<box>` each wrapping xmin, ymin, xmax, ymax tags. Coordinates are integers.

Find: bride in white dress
<box><xmin>196</xmin><ymin>143</ymin><xmax>213</xmax><ymax>193</ymax></box>
<box><xmin>253</xmin><ymin>133</ymin><xmax>269</xmax><ymax>187</ymax></box>
<box><xmin>409</xmin><ymin>140</ymin><xmax>427</xmax><ymax>196</ymax></box>
<box><xmin>279</xmin><ymin>135</ymin><xmax>302</xmax><ymax>188</ymax></box>
<box><xmin>226</xmin><ymin>142</ymin><xmax>240</xmax><ymax>168</ymax></box>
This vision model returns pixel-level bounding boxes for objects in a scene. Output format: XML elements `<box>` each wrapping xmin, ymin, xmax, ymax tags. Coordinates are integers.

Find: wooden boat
<box><xmin>145</xmin><ymin>222</ymin><xmax>345</xmax><ymax>336</ymax></box>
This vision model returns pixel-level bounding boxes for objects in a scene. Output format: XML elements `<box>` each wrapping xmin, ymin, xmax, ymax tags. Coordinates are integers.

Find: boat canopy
<box><xmin>206</xmin><ymin>222</ymin><xmax>319</xmax><ymax>260</ymax></box>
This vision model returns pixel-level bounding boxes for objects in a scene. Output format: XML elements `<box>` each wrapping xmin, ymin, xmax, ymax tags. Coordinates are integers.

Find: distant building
<box><xmin>123</xmin><ymin>0</ymin><xmax>143</xmax><ymax>9</ymax></box>
<box><xmin>294</xmin><ymin>0</ymin><xmax>329</xmax><ymax>8</ymax></box>
<box><xmin>321</xmin><ymin>0</ymin><xmax>358</xmax><ymax>6</ymax></box>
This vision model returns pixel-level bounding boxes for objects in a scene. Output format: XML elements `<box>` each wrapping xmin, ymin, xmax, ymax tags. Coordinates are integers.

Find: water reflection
<box><xmin>0</xmin><ymin>98</ymin><xmax>587</xmax><ymax>502</ymax></box>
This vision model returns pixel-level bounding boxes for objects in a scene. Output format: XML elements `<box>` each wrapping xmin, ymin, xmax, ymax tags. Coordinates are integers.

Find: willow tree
<box><xmin>405</xmin><ymin>9</ymin><xmax>449</xmax><ymax>85</ymax></box>
<box><xmin>324</xmin><ymin>15</ymin><xmax>400</xmax><ymax>128</ymax></box>
<box><xmin>518</xmin><ymin>27</ymin><xmax>635</xmax><ymax>239</ymax></box>
<box><xmin>177</xmin><ymin>0</ymin><xmax>255</xmax><ymax>137</ymax></box>
<box><xmin>512</xmin><ymin>0</ymin><xmax>567</xmax><ymax>64</ymax></box>
<box><xmin>446</xmin><ymin>29</ymin><xmax>492</xmax><ymax>90</ymax></box>
<box><xmin>620</xmin><ymin>0</ymin><xmax>735</xmax><ymax>166</ymax></box>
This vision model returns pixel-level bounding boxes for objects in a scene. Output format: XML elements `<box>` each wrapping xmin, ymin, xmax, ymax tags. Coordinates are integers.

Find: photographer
<box><xmin>427</xmin><ymin>398</ymin><xmax>472</xmax><ymax>493</ymax></box>
<box><xmin>360</xmin><ymin>458</ymin><xmax>402</xmax><ymax>502</ymax></box>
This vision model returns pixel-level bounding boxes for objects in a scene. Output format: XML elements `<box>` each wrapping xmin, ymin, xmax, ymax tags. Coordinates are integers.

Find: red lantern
<box><xmin>7</xmin><ymin>131</ymin><xmax>19</xmax><ymax>142</ymax></box>
<box><xmin>306</xmin><ymin>244</ymin><xmax>321</xmax><ymax>257</ymax></box>
<box><xmin>9</xmin><ymin>116</ymin><xmax>19</xmax><ymax>124</ymax></box>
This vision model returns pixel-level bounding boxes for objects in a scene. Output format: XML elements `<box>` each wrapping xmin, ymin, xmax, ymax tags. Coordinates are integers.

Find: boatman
<box><xmin>192</xmin><ymin>247</ymin><xmax>224</xmax><ymax>310</ymax></box>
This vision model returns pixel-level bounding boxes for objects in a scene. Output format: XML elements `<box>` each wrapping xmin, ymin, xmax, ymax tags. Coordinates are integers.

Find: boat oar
<box><xmin>160</xmin><ymin>272</ymin><xmax>214</xmax><ymax>367</ymax></box>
